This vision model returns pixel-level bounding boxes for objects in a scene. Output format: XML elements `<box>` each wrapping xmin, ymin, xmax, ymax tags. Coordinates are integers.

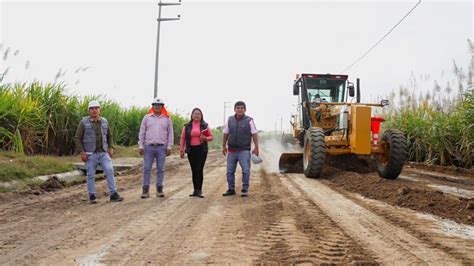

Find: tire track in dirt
<box><xmin>283</xmin><ymin>172</ymin><xmax>462</xmax><ymax>264</ymax></box>
<box><xmin>74</xmin><ymin>155</ymin><xmax>228</xmax><ymax>264</ymax></box>
<box><xmin>4</xmin><ymin>148</ymin><xmax>470</xmax><ymax>264</ymax></box>
<box><xmin>331</xmin><ymin>167</ymin><xmax>474</xmax><ymax>225</ymax></box>
<box><xmin>315</xmin><ymin>163</ymin><xmax>474</xmax><ymax>263</ymax></box>
<box><xmin>339</xmin><ymin>192</ymin><xmax>474</xmax><ymax>264</ymax></box>
<box><xmin>207</xmin><ymin>169</ymin><xmax>376</xmax><ymax>264</ymax></box>
<box><xmin>0</xmin><ymin>153</ymin><xmax>221</xmax><ymax>264</ymax></box>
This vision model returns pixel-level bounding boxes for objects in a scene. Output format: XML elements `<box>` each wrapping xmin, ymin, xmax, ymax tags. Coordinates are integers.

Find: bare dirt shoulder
<box><xmin>0</xmin><ymin>151</ymin><xmax>376</xmax><ymax>265</ymax></box>
<box><xmin>320</xmin><ymin>164</ymin><xmax>474</xmax><ymax>225</ymax></box>
<box><xmin>1</xmin><ymin>149</ymin><xmax>472</xmax><ymax>264</ymax></box>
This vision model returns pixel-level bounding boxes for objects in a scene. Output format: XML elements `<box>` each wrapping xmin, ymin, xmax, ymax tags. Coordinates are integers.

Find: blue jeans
<box><xmin>143</xmin><ymin>144</ymin><xmax>167</xmax><ymax>189</ymax></box>
<box><xmin>85</xmin><ymin>152</ymin><xmax>117</xmax><ymax>195</ymax></box>
<box><xmin>226</xmin><ymin>150</ymin><xmax>251</xmax><ymax>191</ymax></box>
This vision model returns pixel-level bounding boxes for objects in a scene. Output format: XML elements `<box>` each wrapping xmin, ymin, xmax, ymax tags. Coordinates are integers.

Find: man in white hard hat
<box><xmin>138</xmin><ymin>98</ymin><xmax>174</xmax><ymax>198</ymax></box>
<box><xmin>74</xmin><ymin>100</ymin><xmax>124</xmax><ymax>204</ymax></box>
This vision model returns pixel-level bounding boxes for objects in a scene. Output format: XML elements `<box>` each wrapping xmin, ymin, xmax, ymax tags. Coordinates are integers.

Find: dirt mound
<box><xmin>278</xmin><ymin>154</ymin><xmax>373</xmax><ymax>175</ymax></box>
<box><xmin>326</xmin><ymin>154</ymin><xmax>373</xmax><ymax>174</ymax></box>
<box><xmin>39</xmin><ymin>176</ymin><xmax>66</xmax><ymax>192</ymax></box>
<box><xmin>407</xmin><ymin>162</ymin><xmax>474</xmax><ymax>178</ymax></box>
<box><xmin>323</xmin><ymin>167</ymin><xmax>474</xmax><ymax>225</ymax></box>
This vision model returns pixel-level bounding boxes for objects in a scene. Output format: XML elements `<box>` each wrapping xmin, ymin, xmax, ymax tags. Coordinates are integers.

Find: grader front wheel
<box><xmin>376</xmin><ymin>129</ymin><xmax>408</xmax><ymax>179</ymax></box>
<box><xmin>303</xmin><ymin>128</ymin><xmax>326</xmax><ymax>178</ymax></box>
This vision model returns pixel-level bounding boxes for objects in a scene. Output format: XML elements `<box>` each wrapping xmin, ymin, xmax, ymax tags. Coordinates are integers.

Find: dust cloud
<box><xmin>260</xmin><ymin>135</ymin><xmax>302</xmax><ymax>173</ymax></box>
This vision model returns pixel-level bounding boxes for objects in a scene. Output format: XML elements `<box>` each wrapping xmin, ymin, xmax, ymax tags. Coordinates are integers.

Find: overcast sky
<box><xmin>1</xmin><ymin>0</ymin><xmax>472</xmax><ymax>131</ymax></box>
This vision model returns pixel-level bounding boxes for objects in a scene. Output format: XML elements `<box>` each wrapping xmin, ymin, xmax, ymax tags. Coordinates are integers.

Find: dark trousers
<box><xmin>187</xmin><ymin>145</ymin><xmax>208</xmax><ymax>191</ymax></box>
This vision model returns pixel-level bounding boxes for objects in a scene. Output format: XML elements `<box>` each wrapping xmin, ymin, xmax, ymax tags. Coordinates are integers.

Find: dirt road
<box><xmin>0</xmin><ymin>150</ymin><xmax>473</xmax><ymax>264</ymax></box>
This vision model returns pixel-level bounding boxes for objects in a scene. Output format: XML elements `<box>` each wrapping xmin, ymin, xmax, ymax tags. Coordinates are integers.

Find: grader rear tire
<box><xmin>376</xmin><ymin>129</ymin><xmax>407</xmax><ymax>179</ymax></box>
<box><xmin>303</xmin><ymin>128</ymin><xmax>325</xmax><ymax>178</ymax></box>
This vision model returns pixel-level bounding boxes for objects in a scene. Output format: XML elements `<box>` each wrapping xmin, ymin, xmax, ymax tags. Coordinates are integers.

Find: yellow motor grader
<box><xmin>279</xmin><ymin>73</ymin><xmax>407</xmax><ymax>179</ymax></box>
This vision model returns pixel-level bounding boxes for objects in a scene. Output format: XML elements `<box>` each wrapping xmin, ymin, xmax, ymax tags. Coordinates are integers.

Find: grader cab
<box><xmin>279</xmin><ymin>73</ymin><xmax>407</xmax><ymax>179</ymax></box>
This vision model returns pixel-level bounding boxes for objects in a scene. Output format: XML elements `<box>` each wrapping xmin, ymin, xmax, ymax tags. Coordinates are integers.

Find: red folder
<box><xmin>201</xmin><ymin>128</ymin><xmax>211</xmax><ymax>137</ymax></box>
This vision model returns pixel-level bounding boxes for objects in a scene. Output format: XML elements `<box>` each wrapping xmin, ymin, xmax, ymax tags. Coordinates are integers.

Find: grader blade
<box><xmin>278</xmin><ymin>153</ymin><xmax>304</xmax><ymax>173</ymax></box>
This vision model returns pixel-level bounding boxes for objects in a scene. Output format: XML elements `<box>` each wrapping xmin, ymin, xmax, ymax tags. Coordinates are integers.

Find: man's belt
<box><xmin>148</xmin><ymin>143</ymin><xmax>165</xmax><ymax>146</ymax></box>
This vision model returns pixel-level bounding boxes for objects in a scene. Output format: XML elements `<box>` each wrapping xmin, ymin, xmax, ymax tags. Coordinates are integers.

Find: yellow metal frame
<box><xmin>290</xmin><ymin>102</ymin><xmax>384</xmax><ymax>156</ymax></box>
<box><xmin>349</xmin><ymin>105</ymin><xmax>371</xmax><ymax>155</ymax></box>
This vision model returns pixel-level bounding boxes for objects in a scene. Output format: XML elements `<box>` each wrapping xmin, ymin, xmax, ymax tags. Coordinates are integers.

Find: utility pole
<box><xmin>153</xmin><ymin>0</ymin><xmax>181</xmax><ymax>98</ymax></box>
<box><xmin>281</xmin><ymin>116</ymin><xmax>283</xmax><ymax>134</ymax></box>
<box><xmin>223</xmin><ymin>101</ymin><xmax>231</xmax><ymax>126</ymax></box>
<box><xmin>275</xmin><ymin>114</ymin><xmax>282</xmax><ymax>134</ymax></box>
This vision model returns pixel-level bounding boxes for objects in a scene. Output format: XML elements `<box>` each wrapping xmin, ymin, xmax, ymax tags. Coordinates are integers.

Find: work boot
<box><xmin>141</xmin><ymin>187</ymin><xmax>150</xmax><ymax>198</ymax></box>
<box><xmin>222</xmin><ymin>189</ymin><xmax>236</xmax><ymax>196</ymax></box>
<box><xmin>110</xmin><ymin>192</ymin><xmax>124</xmax><ymax>202</ymax></box>
<box><xmin>89</xmin><ymin>194</ymin><xmax>98</xmax><ymax>204</ymax></box>
<box><xmin>156</xmin><ymin>186</ymin><xmax>164</xmax><ymax>197</ymax></box>
<box><xmin>196</xmin><ymin>190</ymin><xmax>204</xmax><ymax>198</ymax></box>
<box><xmin>189</xmin><ymin>190</ymin><xmax>198</xmax><ymax>197</ymax></box>
<box><xmin>241</xmin><ymin>189</ymin><xmax>249</xmax><ymax>197</ymax></box>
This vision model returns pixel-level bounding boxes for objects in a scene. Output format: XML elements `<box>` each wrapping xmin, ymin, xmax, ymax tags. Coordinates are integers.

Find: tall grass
<box><xmin>383</xmin><ymin>61</ymin><xmax>473</xmax><ymax>168</ymax></box>
<box><xmin>0</xmin><ymin>82</ymin><xmax>188</xmax><ymax>155</ymax></box>
<box><xmin>209</xmin><ymin>128</ymin><xmax>223</xmax><ymax>150</ymax></box>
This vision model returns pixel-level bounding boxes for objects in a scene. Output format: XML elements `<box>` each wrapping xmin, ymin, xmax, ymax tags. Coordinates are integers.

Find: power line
<box><xmin>340</xmin><ymin>0</ymin><xmax>422</xmax><ymax>74</ymax></box>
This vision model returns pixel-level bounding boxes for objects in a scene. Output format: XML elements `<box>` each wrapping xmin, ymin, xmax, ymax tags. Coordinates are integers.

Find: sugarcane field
<box><xmin>1</xmin><ymin>1</ymin><xmax>473</xmax><ymax>265</ymax></box>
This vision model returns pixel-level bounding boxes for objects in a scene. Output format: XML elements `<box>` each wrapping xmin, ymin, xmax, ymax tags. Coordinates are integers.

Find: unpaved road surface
<box><xmin>1</xmin><ymin>150</ymin><xmax>473</xmax><ymax>265</ymax></box>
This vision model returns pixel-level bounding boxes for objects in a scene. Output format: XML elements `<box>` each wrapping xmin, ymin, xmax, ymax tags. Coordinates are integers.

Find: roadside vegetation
<box><xmin>0</xmin><ymin>41</ymin><xmax>471</xmax><ymax>184</ymax></box>
<box><xmin>0</xmin><ymin>82</ymin><xmax>191</xmax><ymax>156</ymax></box>
<box><xmin>383</xmin><ymin>60</ymin><xmax>473</xmax><ymax>168</ymax></box>
<box><xmin>0</xmin><ymin>151</ymin><xmax>75</xmax><ymax>182</ymax></box>
<box><xmin>0</xmin><ymin>82</ymin><xmax>200</xmax><ymax>185</ymax></box>
<box><xmin>0</xmin><ymin>145</ymin><xmax>143</xmax><ymax>192</ymax></box>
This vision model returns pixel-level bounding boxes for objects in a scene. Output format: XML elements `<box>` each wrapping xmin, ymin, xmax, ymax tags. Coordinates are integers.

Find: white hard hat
<box><xmin>251</xmin><ymin>153</ymin><xmax>263</xmax><ymax>164</ymax></box>
<box><xmin>152</xmin><ymin>98</ymin><xmax>165</xmax><ymax>105</ymax></box>
<box><xmin>88</xmin><ymin>100</ymin><xmax>100</xmax><ymax>109</ymax></box>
